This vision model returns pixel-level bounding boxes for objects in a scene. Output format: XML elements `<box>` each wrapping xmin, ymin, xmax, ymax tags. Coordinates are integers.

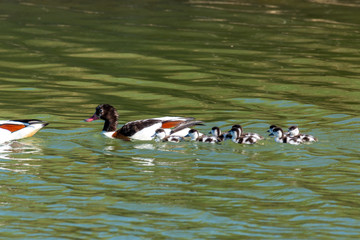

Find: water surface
<box><xmin>0</xmin><ymin>0</ymin><xmax>360</xmax><ymax>239</ymax></box>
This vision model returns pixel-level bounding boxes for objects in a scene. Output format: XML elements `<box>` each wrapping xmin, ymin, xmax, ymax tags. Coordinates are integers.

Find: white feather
<box><xmin>130</xmin><ymin>122</ymin><xmax>163</xmax><ymax>141</ymax></box>
<box><xmin>0</xmin><ymin>121</ymin><xmax>47</xmax><ymax>144</ymax></box>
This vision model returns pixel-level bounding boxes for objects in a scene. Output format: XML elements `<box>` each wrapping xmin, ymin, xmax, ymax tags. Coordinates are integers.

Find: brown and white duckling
<box><xmin>152</xmin><ymin>128</ymin><xmax>184</xmax><ymax>143</ymax></box>
<box><xmin>229</xmin><ymin>127</ymin><xmax>259</xmax><ymax>144</ymax></box>
<box><xmin>271</xmin><ymin>127</ymin><xmax>303</xmax><ymax>145</ymax></box>
<box><xmin>209</xmin><ymin>126</ymin><xmax>231</xmax><ymax>142</ymax></box>
<box><xmin>231</xmin><ymin>124</ymin><xmax>264</xmax><ymax>140</ymax></box>
<box><xmin>287</xmin><ymin>126</ymin><xmax>318</xmax><ymax>143</ymax></box>
<box><xmin>186</xmin><ymin>129</ymin><xmax>219</xmax><ymax>143</ymax></box>
<box><xmin>267</xmin><ymin>125</ymin><xmax>278</xmax><ymax>136</ymax></box>
<box><xmin>268</xmin><ymin>124</ymin><xmax>292</xmax><ymax>137</ymax></box>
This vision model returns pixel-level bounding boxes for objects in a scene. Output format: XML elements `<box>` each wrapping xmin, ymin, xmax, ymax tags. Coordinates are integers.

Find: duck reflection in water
<box><xmin>0</xmin><ymin>141</ymin><xmax>43</xmax><ymax>173</ymax></box>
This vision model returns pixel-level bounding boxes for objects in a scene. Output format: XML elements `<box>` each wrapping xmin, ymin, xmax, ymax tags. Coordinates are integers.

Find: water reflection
<box><xmin>0</xmin><ymin>141</ymin><xmax>42</xmax><ymax>173</ymax></box>
<box><xmin>131</xmin><ymin>157</ymin><xmax>155</xmax><ymax>166</ymax></box>
<box><xmin>1</xmin><ymin>0</ymin><xmax>360</xmax><ymax>239</ymax></box>
<box><xmin>308</xmin><ymin>0</ymin><xmax>360</xmax><ymax>7</ymax></box>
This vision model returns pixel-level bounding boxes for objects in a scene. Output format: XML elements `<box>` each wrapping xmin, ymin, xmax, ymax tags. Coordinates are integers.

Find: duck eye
<box><xmin>96</xmin><ymin>108</ymin><xmax>103</xmax><ymax>116</ymax></box>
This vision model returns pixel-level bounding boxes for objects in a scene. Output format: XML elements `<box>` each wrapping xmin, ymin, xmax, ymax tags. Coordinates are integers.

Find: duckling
<box><xmin>209</xmin><ymin>126</ymin><xmax>231</xmax><ymax>142</ymax></box>
<box><xmin>229</xmin><ymin>127</ymin><xmax>259</xmax><ymax>144</ymax></box>
<box><xmin>271</xmin><ymin>127</ymin><xmax>303</xmax><ymax>145</ymax></box>
<box><xmin>186</xmin><ymin>129</ymin><xmax>219</xmax><ymax>143</ymax></box>
<box><xmin>232</xmin><ymin>124</ymin><xmax>264</xmax><ymax>140</ymax></box>
<box><xmin>267</xmin><ymin>124</ymin><xmax>278</xmax><ymax>136</ymax></box>
<box><xmin>152</xmin><ymin>128</ymin><xmax>184</xmax><ymax>142</ymax></box>
<box><xmin>288</xmin><ymin>126</ymin><xmax>318</xmax><ymax>142</ymax></box>
<box><xmin>268</xmin><ymin>124</ymin><xmax>290</xmax><ymax>137</ymax></box>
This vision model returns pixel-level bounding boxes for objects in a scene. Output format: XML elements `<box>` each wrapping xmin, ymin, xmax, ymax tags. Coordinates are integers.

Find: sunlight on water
<box><xmin>0</xmin><ymin>0</ymin><xmax>360</xmax><ymax>239</ymax></box>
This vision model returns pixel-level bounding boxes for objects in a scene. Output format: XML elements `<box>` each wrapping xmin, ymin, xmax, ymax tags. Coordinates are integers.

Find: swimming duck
<box><xmin>288</xmin><ymin>126</ymin><xmax>317</xmax><ymax>142</ymax></box>
<box><xmin>0</xmin><ymin>119</ymin><xmax>48</xmax><ymax>144</ymax></box>
<box><xmin>267</xmin><ymin>125</ymin><xmax>278</xmax><ymax>136</ymax></box>
<box><xmin>267</xmin><ymin>124</ymin><xmax>291</xmax><ymax>137</ymax></box>
<box><xmin>85</xmin><ymin>104</ymin><xmax>203</xmax><ymax>141</ymax></box>
<box><xmin>231</xmin><ymin>124</ymin><xmax>264</xmax><ymax>140</ymax></box>
<box><xmin>271</xmin><ymin>127</ymin><xmax>302</xmax><ymax>145</ymax></box>
<box><xmin>152</xmin><ymin>128</ymin><xmax>184</xmax><ymax>143</ymax></box>
<box><xmin>229</xmin><ymin>127</ymin><xmax>259</xmax><ymax>144</ymax></box>
<box><xmin>209</xmin><ymin>126</ymin><xmax>231</xmax><ymax>142</ymax></box>
<box><xmin>186</xmin><ymin>129</ymin><xmax>219</xmax><ymax>143</ymax></box>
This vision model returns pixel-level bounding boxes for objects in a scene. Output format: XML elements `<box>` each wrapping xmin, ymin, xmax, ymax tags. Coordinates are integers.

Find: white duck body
<box><xmin>0</xmin><ymin>120</ymin><xmax>48</xmax><ymax>144</ymax></box>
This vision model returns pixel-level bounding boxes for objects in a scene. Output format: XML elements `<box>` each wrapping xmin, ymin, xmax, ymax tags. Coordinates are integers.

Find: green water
<box><xmin>1</xmin><ymin>0</ymin><xmax>360</xmax><ymax>239</ymax></box>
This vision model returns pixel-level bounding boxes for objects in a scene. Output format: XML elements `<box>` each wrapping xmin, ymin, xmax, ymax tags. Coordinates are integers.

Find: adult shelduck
<box><xmin>85</xmin><ymin>104</ymin><xmax>203</xmax><ymax>141</ymax></box>
<box><xmin>0</xmin><ymin>119</ymin><xmax>49</xmax><ymax>144</ymax></box>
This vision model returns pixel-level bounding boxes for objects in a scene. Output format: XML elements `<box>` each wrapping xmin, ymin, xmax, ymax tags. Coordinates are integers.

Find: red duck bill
<box><xmin>85</xmin><ymin>114</ymin><xmax>100</xmax><ymax>122</ymax></box>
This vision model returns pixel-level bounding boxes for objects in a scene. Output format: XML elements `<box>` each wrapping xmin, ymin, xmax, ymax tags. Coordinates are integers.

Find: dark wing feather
<box><xmin>170</xmin><ymin>121</ymin><xmax>204</xmax><ymax>135</ymax></box>
<box><xmin>117</xmin><ymin>119</ymin><xmax>161</xmax><ymax>137</ymax></box>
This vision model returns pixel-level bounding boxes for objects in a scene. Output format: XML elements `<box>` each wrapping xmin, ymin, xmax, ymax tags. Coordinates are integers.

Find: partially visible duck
<box><xmin>186</xmin><ymin>129</ymin><xmax>219</xmax><ymax>143</ymax></box>
<box><xmin>288</xmin><ymin>126</ymin><xmax>318</xmax><ymax>143</ymax></box>
<box><xmin>152</xmin><ymin>128</ymin><xmax>184</xmax><ymax>143</ymax></box>
<box><xmin>209</xmin><ymin>126</ymin><xmax>231</xmax><ymax>142</ymax></box>
<box><xmin>85</xmin><ymin>104</ymin><xmax>203</xmax><ymax>141</ymax></box>
<box><xmin>0</xmin><ymin>119</ymin><xmax>48</xmax><ymax>144</ymax></box>
<box><xmin>267</xmin><ymin>125</ymin><xmax>278</xmax><ymax>136</ymax></box>
<box><xmin>271</xmin><ymin>127</ymin><xmax>302</xmax><ymax>145</ymax></box>
<box><xmin>232</xmin><ymin>124</ymin><xmax>264</xmax><ymax>140</ymax></box>
<box><xmin>268</xmin><ymin>124</ymin><xmax>290</xmax><ymax>137</ymax></box>
<box><xmin>229</xmin><ymin>127</ymin><xmax>259</xmax><ymax>144</ymax></box>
